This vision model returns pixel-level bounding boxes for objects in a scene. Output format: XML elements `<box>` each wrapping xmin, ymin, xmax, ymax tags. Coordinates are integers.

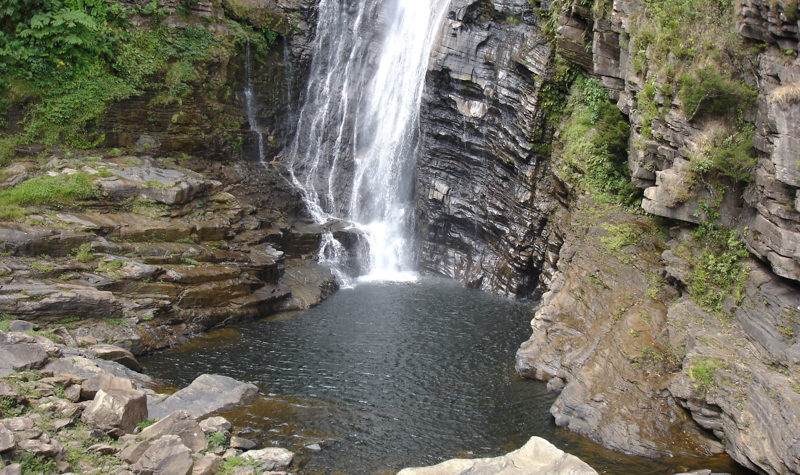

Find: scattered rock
<box><xmin>6</xmin><ymin>321</ymin><xmax>36</xmax><ymax>332</ymax></box>
<box><xmin>88</xmin><ymin>443</ymin><xmax>119</xmax><ymax>455</ymax></box>
<box><xmin>0</xmin><ymin>424</ymin><xmax>14</xmax><ymax>452</ymax></box>
<box><xmin>148</xmin><ymin>374</ymin><xmax>258</xmax><ymax>420</ymax></box>
<box><xmin>397</xmin><ymin>436</ymin><xmax>597</xmax><ymax>474</ymax></box>
<box><xmin>240</xmin><ymin>447</ymin><xmax>294</xmax><ymax>471</ymax></box>
<box><xmin>304</xmin><ymin>443</ymin><xmax>321</xmax><ymax>452</ymax></box>
<box><xmin>229</xmin><ymin>436</ymin><xmax>256</xmax><ymax>450</ymax></box>
<box><xmin>17</xmin><ymin>436</ymin><xmax>65</xmax><ymax>458</ymax></box>
<box><xmin>81</xmin><ymin>388</ymin><xmax>148</xmax><ymax>436</ymax></box>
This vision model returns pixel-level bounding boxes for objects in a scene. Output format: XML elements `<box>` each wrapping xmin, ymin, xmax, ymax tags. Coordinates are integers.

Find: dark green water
<box><xmin>141</xmin><ymin>278</ymin><xmax>750</xmax><ymax>474</ymax></box>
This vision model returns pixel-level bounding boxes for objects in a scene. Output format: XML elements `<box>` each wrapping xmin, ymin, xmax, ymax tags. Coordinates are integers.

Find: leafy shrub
<box><xmin>558</xmin><ymin>76</ymin><xmax>640</xmax><ymax>205</ymax></box>
<box><xmin>678</xmin><ymin>67</ymin><xmax>757</xmax><ymax>120</ymax></box>
<box><xmin>688</xmin><ymin>221</ymin><xmax>750</xmax><ymax>318</ymax></box>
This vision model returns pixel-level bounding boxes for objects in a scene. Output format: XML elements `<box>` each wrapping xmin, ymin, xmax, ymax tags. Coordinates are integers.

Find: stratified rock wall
<box><xmin>582</xmin><ymin>0</ymin><xmax>800</xmax><ymax>282</ymax></box>
<box><xmin>416</xmin><ymin>0</ymin><xmax>560</xmax><ymax>297</ymax></box>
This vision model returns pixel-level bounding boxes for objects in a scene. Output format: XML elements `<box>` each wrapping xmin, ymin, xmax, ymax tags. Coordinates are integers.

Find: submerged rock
<box><xmin>397</xmin><ymin>436</ymin><xmax>597</xmax><ymax>475</ymax></box>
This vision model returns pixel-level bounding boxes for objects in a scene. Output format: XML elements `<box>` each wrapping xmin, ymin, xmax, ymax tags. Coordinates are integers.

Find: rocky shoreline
<box><xmin>0</xmin><ymin>329</ymin><xmax>295</xmax><ymax>474</ymax></box>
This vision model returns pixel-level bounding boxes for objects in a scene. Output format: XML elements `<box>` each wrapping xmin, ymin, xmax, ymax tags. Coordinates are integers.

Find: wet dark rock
<box><xmin>229</xmin><ymin>436</ymin><xmax>256</xmax><ymax>450</ymax></box>
<box><xmin>278</xmin><ymin>259</ymin><xmax>337</xmax><ymax>310</ymax></box>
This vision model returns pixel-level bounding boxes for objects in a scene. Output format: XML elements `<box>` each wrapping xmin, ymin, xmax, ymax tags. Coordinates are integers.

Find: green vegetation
<box><xmin>557</xmin><ymin>76</ymin><xmax>640</xmax><ymax>205</ymax></box>
<box><xmin>692</xmin><ymin>123</ymin><xmax>757</xmax><ymax>183</ymax></box>
<box><xmin>0</xmin><ymin>0</ymin><xmax>280</xmax><ymax>149</ymax></box>
<box><xmin>181</xmin><ymin>257</ymin><xmax>201</xmax><ymax>266</ymax></box>
<box><xmin>688</xmin><ymin>358</ymin><xmax>727</xmax><ymax>395</ymax></box>
<box><xmin>72</xmin><ymin>242</ymin><xmax>95</xmax><ymax>263</ymax></box>
<box><xmin>686</xmin><ymin>203</ymin><xmax>750</xmax><ymax>318</ymax></box>
<box><xmin>220</xmin><ymin>456</ymin><xmax>259</xmax><ymax>475</ymax></box>
<box><xmin>678</xmin><ymin>67</ymin><xmax>758</xmax><ymax>120</ymax></box>
<box><xmin>16</xmin><ymin>452</ymin><xmax>58</xmax><ymax>475</ymax></box>
<box><xmin>206</xmin><ymin>431</ymin><xmax>228</xmax><ymax>451</ymax></box>
<box><xmin>0</xmin><ymin>173</ymin><xmax>97</xmax><ymax>216</ymax></box>
<box><xmin>136</xmin><ymin>418</ymin><xmax>158</xmax><ymax>431</ymax></box>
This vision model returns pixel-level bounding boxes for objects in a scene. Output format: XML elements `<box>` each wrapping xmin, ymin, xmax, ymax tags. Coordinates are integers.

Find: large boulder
<box><xmin>81</xmin><ymin>388</ymin><xmax>147</xmax><ymax>436</ymax></box>
<box><xmin>148</xmin><ymin>374</ymin><xmax>258</xmax><ymax>420</ymax></box>
<box><xmin>131</xmin><ymin>434</ymin><xmax>194</xmax><ymax>475</ymax></box>
<box><xmin>397</xmin><ymin>436</ymin><xmax>597</xmax><ymax>475</ymax></box>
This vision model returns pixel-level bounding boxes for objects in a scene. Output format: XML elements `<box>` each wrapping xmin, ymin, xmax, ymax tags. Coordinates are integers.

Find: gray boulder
<box><xmin>397</xmin><ymin>436</ymin><xmax>597</xmax><ymax>475</ymax></box>
<box><xmin>81</xmin><ymin>388</ymin><xmax>147</xmax><ymax>436</ymax></box>
<box><xmin>148</xmin><ymin>374</ymin><xmax>258</xmax><ymax>420</ymax></box>
<box><xmin>240</xmin><ymin>447</ymin><xmax>294</xmax><ymax>471</ymax></box>
<box><xmin>0</xmin><ymin>424</ymin><xmax>14</xmax><ymax>452</ymax></box>
<box><xmin>131</xmin><ymin>434</ymin><xmax>193</xmax><ymax>475</ymax></box>
<box><xmin>6</xmin><ymin>321</ymin><xmax>36</xmax><ymax>332</ymax></box>
<box><xmin>0</xmin><ymin>332</ymin><xmax>61</xmax><ymax>376</ymax></box>
<box><xmin>0</xmin><ymin>463</ymin><xmax>21</xmax><ymax>475</ymax></box>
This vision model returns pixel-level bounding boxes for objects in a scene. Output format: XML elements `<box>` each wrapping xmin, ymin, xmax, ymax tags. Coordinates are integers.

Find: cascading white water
<box><xmin>286</xmin><ymin>0</ymin><xmax>449</xmax><ymax>283</ymax></box>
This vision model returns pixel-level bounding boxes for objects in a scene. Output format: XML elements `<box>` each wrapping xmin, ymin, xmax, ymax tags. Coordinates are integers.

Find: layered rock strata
<box><xmin>416</xmin><ymin>0</ymin><xmax>561</xmax><ymax>297</ymax></box>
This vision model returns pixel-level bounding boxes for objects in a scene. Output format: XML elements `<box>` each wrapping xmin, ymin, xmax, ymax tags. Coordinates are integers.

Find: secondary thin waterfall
<box><xmin>286</xmin><ymin>0</ymin><xmax>449</xmax><ymax>283</ymax></box>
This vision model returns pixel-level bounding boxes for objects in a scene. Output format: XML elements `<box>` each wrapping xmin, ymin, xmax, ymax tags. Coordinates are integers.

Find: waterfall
<box><xmin>285</xmin><ymin>0</ymin><xmax>449</xmax><ymax>283</ymax></box>
<box><xmin>244</xmin><ymin>40</ymin><xmax>267</xmax><ymax>166</ymax></box>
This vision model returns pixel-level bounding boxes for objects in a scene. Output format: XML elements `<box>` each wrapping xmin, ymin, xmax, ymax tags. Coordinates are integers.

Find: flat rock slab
<box><xmin>0</xmin><ymin>332</ymin><xmax>62</xmax><ymax>376</ymax></box>
<box><xmin>397</xmin><ymin>436</ymin><xmax>597</xmax><ymax>475</ymax></box>
<box><xmin>148</xmin><ymin>374</ymin><xmax>258</xmax><ymax>420</ymax></box>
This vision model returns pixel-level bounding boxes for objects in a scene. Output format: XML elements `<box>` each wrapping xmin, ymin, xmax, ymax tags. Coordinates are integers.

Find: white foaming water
<box><xmin>285</xmin><ymin>0</ymin><xmax>449</xmax><ymax>284</ymax></box>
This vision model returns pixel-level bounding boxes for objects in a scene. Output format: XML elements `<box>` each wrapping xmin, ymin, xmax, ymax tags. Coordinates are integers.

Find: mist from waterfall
<box><xmin>285</xmin><ymin>0</ymin><xmax>449</xmax><ymax>283</ymax></box>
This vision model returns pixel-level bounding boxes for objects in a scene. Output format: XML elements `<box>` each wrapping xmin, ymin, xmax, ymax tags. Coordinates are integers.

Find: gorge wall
<box><xmin>416</xmin><ymin>0</ymin><xmax>562</xmax><ymax>297</ymax></box>
<box><xmin>416</xmin><ymin>0</ymin><xmax>800</xmax><ymax>474</ymax></box>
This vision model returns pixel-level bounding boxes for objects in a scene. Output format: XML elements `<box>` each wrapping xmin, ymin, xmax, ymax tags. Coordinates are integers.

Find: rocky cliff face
<box><xmin>511</xmin><ymin>1</ymin><xmax>800</xmax><ymax>473</ymax></box>
<box><xmin>98</xmin><ymin>0</ymin><xmax>319</xmax><ymax>163</ymax></box>
<box><xmin>416</xmin><ymin>0</ymin><xmax>562</xmax><ymax>297</ymax></box>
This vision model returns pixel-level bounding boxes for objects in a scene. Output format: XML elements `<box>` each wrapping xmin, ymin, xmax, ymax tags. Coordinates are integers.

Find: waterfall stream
<box><xmin>286</xmin><ymin>0</ymin><xmax>449</xmax><ymax>283</ymax></box>
<box><xmin>244</xmin><ymin>40</ymin><xmax>267</xmax><ymax>166</ymax></box>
